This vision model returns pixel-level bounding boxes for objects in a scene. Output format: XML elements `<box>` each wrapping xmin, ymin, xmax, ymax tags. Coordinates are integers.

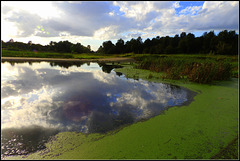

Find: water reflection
<box><xmin>1</xmin><ymin>61</ymin><xmax>196</xmax><ymax>158</ymax></box>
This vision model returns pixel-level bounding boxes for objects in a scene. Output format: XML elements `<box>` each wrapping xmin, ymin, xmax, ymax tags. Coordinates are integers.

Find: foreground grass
<box><xmin>4</xmin><ymin>63</ymin><xmax>238</xmax><ymax>160</ymax></box>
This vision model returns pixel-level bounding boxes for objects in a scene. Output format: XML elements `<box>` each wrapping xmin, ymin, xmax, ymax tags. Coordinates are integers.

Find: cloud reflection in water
<box><xmin>1</xmin><ymin>61</ymin><xmax>194</xmax><ymax>133</ymax></box>
<box><xmin>1</xmin><ymin>61</ymin><xmax>195</xmax><ymax>134</ymax></box>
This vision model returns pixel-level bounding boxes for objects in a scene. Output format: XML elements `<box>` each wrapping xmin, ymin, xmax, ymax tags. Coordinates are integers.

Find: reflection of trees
<box><xmin>10</xmin><ymin>61</ymin><xmax>15</xmax><ymax>66</ymax></box>
<box><xmin>98</xmin><ymin>63</ymin><xmax>123</xmax><ymax>74</ymax></box>
<box><xmin>2</xmin><ymin>61</ymin><xmax>85</xmax><ymax>69</ymax></box>
<box><xmin>115</xmin><ymin>71</ymin><xmax>123</xmax><ymax>77</ymax></box>
<box><xmin>2</xmin><ymin>60</ymin><xmax>41</xmax><ymax>66</ymax></box>
<box><xmin>49</xmin><ymin>62</ymin><xmax>85</xmax><ymax>69</ymax></box>
<box><xmin>2</xmin><ymin>61</ymin><xmax>124</xmax><ymax>72</ymax></box>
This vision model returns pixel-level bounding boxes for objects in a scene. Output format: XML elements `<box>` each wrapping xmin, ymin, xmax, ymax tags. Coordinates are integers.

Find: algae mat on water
<box><xmin>5</xmin><ymin>65</ymin><xmax>238</xmax><ymax>160</ymax></box>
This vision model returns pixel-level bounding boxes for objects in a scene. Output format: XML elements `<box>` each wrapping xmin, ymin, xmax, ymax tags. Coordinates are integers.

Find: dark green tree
<box><xmin>185</xmin><ymin>33</ymin><xmax>196</xmax><ymax>54</ymax></box>
<box><xmin>115</xmin><ymin>38</ymin><xmax>125</xmax><ymax>54</ymax></box>
<box><xmin>102</xmin><ymin>40</ymin><xmax>115</xmax><ymax>54</ymax></box>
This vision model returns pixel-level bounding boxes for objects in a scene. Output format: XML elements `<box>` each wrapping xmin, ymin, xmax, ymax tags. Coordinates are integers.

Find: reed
<box><xmin>136</xmin><ymin>57</ymin><xmax>233</xmax><ymax>84</ymax></box>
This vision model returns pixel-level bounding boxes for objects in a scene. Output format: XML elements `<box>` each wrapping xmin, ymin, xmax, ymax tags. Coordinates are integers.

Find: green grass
<box><xmin>4</xmin><ymin>64</ymin><xmax>238</xmax><ymax>160</ymax></box>
<box><xmin>2</xmin><ymin>49</ymin><xmax>74</xmax><ymax>59</ymax></box>
<box><xmin>211</xmin><ymin>135</ymin><xmax>238</xmax><ymax>159</ymax></box>
<box><xmin>1</xmin><ymin>49</ymin><xmax>135</xmax><ymax>59</ymax></box>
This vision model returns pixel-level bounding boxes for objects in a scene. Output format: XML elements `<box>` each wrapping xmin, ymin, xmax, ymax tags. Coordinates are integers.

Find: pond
<box><xmin>1</xmin><ymin>61</ymin><xmax>196</xmax><ymax>158</ymax></box>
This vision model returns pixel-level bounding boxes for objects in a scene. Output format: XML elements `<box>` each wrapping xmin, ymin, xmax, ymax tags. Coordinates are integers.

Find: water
<box><xmin>1</xmin><ymin>61</ymin><xmax>196</xmax><ymax>158</ymax></box>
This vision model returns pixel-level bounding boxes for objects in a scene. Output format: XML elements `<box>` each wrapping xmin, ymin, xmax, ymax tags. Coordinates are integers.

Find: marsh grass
<box><xmin>137</xmin><ymin>57</ymin><xmax>233</xmax><ymax>84</ymax></box>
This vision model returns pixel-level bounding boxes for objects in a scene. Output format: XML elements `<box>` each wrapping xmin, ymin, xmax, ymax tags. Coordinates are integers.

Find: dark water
<box><xmin>1</xmin><ymin>61</ymin><xmax>196</xmax><ymax>158</ymax></box>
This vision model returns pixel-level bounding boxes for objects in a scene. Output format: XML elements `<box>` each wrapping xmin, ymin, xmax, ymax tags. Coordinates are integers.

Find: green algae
<box><xmin>4</xmin><ymin>64</ymin><xmax>238</xmax><ymax>160</ymax></box>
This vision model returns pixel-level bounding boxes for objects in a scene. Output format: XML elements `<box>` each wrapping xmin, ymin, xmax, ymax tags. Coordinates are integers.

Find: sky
<box><xmin>1</xmin><ymin>1</ymin><xmax>239</xmax><ymax>51</ymax></box>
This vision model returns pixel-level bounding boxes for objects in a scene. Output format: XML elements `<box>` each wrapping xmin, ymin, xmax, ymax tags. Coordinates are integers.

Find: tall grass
<box><xmin>136</xmin><ymin>57</ymin><xmax>233</xmax><ymax>84</ymax></box>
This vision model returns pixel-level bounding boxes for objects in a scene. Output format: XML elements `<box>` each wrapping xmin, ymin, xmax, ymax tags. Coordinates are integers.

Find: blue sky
<box><xmin>175</xmin><ymin>1</ymin><xmax>204</xmax><ymax>15</ymax></box>
<box><xmin>1</xmin><ymin>1</ymin><xmax>239</xmax><ymax>51</ymax></box>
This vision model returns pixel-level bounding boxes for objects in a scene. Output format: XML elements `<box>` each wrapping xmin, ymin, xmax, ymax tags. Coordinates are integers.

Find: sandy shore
<box><xmin>1</xmin><ymin>57</ymin><xmax>136</xmax><ymax>63</ymax></box>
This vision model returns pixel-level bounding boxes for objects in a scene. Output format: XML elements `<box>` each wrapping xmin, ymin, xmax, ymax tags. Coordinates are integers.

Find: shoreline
<box><xmin>1</xmin><ymin>57</ymin><xmax>136</xmax><ymax>63</ymax></box>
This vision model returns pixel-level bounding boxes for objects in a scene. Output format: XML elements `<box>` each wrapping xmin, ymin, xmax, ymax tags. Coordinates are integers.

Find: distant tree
<box><xmin>115</xmin><ymin>38</ymin><xmax>125</xmax><ymax>54</ymax></box>
<box><xmin>195</xmin><ymin>36</ymin><xmax>204</xmax><ymax>54</ymax></box>
<box><xmin>171</xmin><ymin>34</ymin><xmax>180</xmax><ymax>53</ymax></box>
<box><xmin>72</xmin><ymin>43</ymin><xmax>83</xmax><ymax>53</ymax></box>
<box><xmin>1</xmin><ymin>29</ymin><xmax>238</xmax><ymax>55</ymax></box>
<box><xmin>177</xmin><ymin>38</ymin><xmax>187</xmax><ymax>53</ymax></box>
<box><xmin>102</xmin><ymin>40</ymin><xmax>115</xmax><ymax>54</ymax></box>
<box><xmin>217</xmin><ymin>30</ymin><xmax>229</xmax><ymax>43</ymax></box>
<box><xmin>28</xmin><ymin>41</ymin><xmax>32</xmax><ymax>46</ymax></box>
<box><xmin>165</xmin><ymin>45</ymin><xmax>174</xmax><ymax>54</ymax></box>
<box><xmin>9</xmin><ymin>39</ymin><xmax>14</xmax><ymax>43</ymax></box>
<box><xmin>124</xmin><ymin>40</ymin><xmax>132</xmax><ymax>53</ymax></box>
<box><xmin>180</xmin><ymin>32</ymin><xmax>186</xmax><ymax>39</ymax></box>
<box><xmin>127</xmin><ymin>37</ymin><xmax>143</xmax><ymax>54</ymax></box>
<box><xmin>202</xmin><ymin>31</ymin><xmax>215</xmax><ymax>53</ymax></box>
<box><xmin>27</xmin><ymin>41</ymin><xmax>32</xmax><ymax>50</ymax></box>
<box><xmin>49</xmin><ymin>41</ymin><xmax>56</xmax><ymax>51</ymax></box>
<box><xmin>136</xmin><ymin>36</ymin><xmax>143</xmax><ymax>54</ymax></box>
<box><xmin>97</xmin><ymin>45</ymin><xmax>104</xmax><ymax>54</ymax></box>
<box><xmin>209</xmin><ymin>36</ymin><xmax>219</xmax><ymax>54</ymax></box>
<box><xmin>55</xmin><ymin>40</ymin><xmax>73</xmax><ymax>53</ymax></box>
<box><xmin>143</xmin><ymin>38</ymin><xmax>151</xmax><ymax>53</ymax></box>
<box><xmin>87</xmin><ymin>45</ymin><xmax>91</xmax><ymax>50</ymax></box>
<box><xmin>185</xmin><ymin>33</ymin><xmax>196</xmax><ymax>53</ymax></box>
<box><xmin>216</xmin><ymin>41</ymin><xmax>232</xmax><ymax>55</ymax></box>
<box><xmin>215</xmin><ymin>30</ymin><xmax>238</xmax><ymax>55</ymax></box>
<box><xmin>155</xmin><ymin>43</ymin><xmax>164</xmax><ymax>54</ymax></box>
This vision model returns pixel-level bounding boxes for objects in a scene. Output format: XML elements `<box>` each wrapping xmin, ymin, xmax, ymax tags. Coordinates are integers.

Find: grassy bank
<box><xmin>4</xmin><ymin>63</ymin><xmax>238</xmax><ymax>160</ymax></box>
<box><xmin>1</xmin><ymin>49</ymin><xmax>131</xmax><ymax>59</ymax></box>
<box><xmin>2</xmin><ymin>49</ymin><xmax>75</xmax><ymax>59</ymax></box>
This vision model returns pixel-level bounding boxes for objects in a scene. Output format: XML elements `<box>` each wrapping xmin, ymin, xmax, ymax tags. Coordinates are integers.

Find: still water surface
<box><xmin>1</xmin><ymin>61</ymin><xmax>196</xmax><ymax>158</ymax></box>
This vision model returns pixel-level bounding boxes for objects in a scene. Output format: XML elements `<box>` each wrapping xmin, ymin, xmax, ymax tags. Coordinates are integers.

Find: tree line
<box><xmin>97</xmin><ymin>30</ymin><xmax>238</xmax><ymax>55</ymax></box>
<box><xmin>2</xmin><ymin>40</ymin><xmax>93</xmax><ymax>54</ymax></box>
<box><xmin>1</xmin><ymin>29</ymin><xmax>238</xmax><ymax>55</ymax></box>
